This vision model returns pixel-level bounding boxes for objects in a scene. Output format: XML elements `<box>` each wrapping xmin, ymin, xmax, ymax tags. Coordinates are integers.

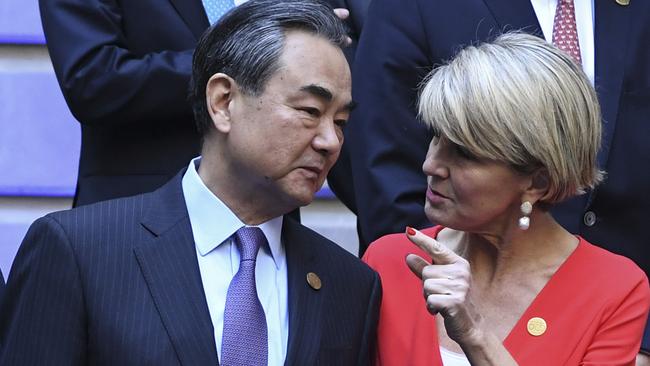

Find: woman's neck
<box><xmin>442</xmin><ymin>213</ymin><xmax>579</xmax><ymax>285</ymax></box>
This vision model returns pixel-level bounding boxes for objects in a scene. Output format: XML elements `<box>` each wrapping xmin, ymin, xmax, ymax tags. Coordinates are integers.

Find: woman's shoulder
<box><xmin>363</xmin><ymin>226</ymin><xmax>442</xmax><ymax>270</ymax></box>
<box><xmin>576</xmin><ymin>238</ymin><xmax>647</xmax><ymax>281</ymax></box>
<box><xmin>570</xmin><ymin>237</ymin><xmax>649</xmax><ymax>297</ymax></box>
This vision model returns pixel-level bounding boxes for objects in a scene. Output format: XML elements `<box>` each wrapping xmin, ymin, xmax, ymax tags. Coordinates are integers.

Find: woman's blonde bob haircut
<box><xmin>418</xmin><ymin>32</ymin><xmax>603</xmax><ymax>204</ymax></box>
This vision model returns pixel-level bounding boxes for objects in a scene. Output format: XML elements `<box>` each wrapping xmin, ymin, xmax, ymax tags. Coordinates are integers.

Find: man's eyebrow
<box><xmin>345</xmin><ymin>100</ymin><xmax>358</xmax><ymax>113</ymax></box>
<box><xmin>299</xmin><ymin>84</ymin><xmax>356</xmax><ymax>112</ymax></box>
<box><xmin>300</xmin><ymin>84</ymin><xmax>333</xmax><ymax>101</ymax></box>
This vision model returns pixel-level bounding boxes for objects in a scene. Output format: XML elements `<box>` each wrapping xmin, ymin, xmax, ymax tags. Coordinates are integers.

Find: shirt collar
<box><xmin>182</xmin><ymin>157</ymin><xmax>284</xmax><ymax>269</ymax></box>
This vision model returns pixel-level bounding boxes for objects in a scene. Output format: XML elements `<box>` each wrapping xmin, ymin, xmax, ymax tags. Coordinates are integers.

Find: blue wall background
<box><xmin>0</xmin><ymin>0</ymin><xmax>45</xmax><ymax>44</ymax></box>
<box><xmin>0</xmin><ymin>0</ymin><xmax>44</xmax><ymax>44</ymax></box>
<box><xmin>0</xmin><ymin>0</ymin><xmax>81</xmax><ymax>276</ymax></box>
<box><xmin>1</xmin><ymin>0</ymin><xmax>79</xmax><ymax>197</ymax></box>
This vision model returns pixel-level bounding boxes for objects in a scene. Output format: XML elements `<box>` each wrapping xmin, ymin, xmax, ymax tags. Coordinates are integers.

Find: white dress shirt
<box><xmin>182</xmin><ymin>157</ymin><xmax>289</xmax><ymax>365</ymax></box>
<box><xmin>530</xmin><ymin>0</ymin><xmax>595</xmax><ymax>84</ymax></box>
<box><xmin>440</xmin><ymin>347</ymin><xmax>471</xmax><ymax>366</ymax></box>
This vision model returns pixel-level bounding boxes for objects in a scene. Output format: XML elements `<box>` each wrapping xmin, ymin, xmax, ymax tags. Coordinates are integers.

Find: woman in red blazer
<box><xmin>363</xmin><ymin>33</ymin><xmax>650</xmax><ymax>366</ymax></box>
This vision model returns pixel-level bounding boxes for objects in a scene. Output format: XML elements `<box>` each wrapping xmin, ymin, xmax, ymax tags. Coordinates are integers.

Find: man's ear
<box><xmin>522</xmin><ymin>168</ymin><xmax>551</xmax><ymax>205</ymax></box>
<box><xmin>206</xmin><ymin>73</ymin><xmax>237</xmax><ymax>133</ymax></box>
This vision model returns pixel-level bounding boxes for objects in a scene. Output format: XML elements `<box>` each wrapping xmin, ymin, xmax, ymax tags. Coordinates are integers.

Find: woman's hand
<box><xmin>404</xmin><ymin>227</ymin><xmax>481</xmax><ymax>345</ymax></box>
<box><xmin>404</xmin><ymin>227</ymin><xmax>519</xmax><ymax>365</ymax></box>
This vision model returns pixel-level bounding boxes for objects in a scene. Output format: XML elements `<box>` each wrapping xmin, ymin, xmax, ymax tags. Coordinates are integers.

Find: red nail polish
<box><xmin>406</xmin><ymin>226</ymin><xmax>416</xmax><ymax>236</ymax></box>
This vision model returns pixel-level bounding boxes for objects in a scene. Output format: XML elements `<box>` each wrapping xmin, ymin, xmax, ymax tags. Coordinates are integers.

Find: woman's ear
<box><xmin>205</xmin><ymin>73</ymin><xmax>236</xmax><ymax>133</ymax></box>
<box><xmin>523</xmin><ymin>168</ymin><xmax>551</xmax><ymax>205</ymax></box>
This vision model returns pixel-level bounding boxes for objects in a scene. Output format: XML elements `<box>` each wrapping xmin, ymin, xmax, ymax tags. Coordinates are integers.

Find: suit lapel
<box><xmin>481</xmin><ymin>0</ymin><xmax>543</xmax><ymax>36</ymax></box>
<box><xmin>593</xmin><ymin>0</ymin><xmax>632</xmax><ymax>168</ymax></box>
<box><xmin>169</xmin><ymin>0</ymin><xmax>210</xmax><ymax>39</ymax></box>
<box><xmin>136</xmin><ymin>172</ymin><xmax>218</xmax><ymax>365</ymax></box>
<box><xmin>283</xmin><ymin>218</ymin><xmax>325</xmax><ymax>366</ymax></box>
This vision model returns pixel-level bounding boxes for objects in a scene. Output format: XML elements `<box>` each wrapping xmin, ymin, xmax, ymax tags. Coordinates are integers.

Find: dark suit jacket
<box><xmin>0</xmin><ymin>270</ymin><xmax>4</xmax><ymax>306</ymax></box>
<box><xmin>349</xmin><ymin>0</ymin><xmax>650</xmax><ymax>349</ymax></box>
<box><xmin>39</xmin><ymin>0</ymin><xmax>202</xmax><ymax>206</ymax></box>
<box><xmin>325</xmin><ymin>0</ymin><xmax>372</xmax><ymax>214</ymax></box>
<box><xmin>0</xmin><ymin>172</ymin><xmax>381</xmax><ymax>365</ymax></box>
<box><xmin>39</xmin><ymin>0</ymin><xmax>368</xmax><ymax>208</ymax></box>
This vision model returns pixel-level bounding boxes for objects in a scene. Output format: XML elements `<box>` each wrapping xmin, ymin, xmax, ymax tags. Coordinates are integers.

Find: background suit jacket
<box><xmin>39</xmin><ymin>0</ymin><xmax>368</xmax><ymax>207</ymax></box>
<box><xmin>324</xmin><ymin>0</ymin><xmax>372</xmax><ymax>214</ymax></box>
<box><xmin>39</xmin><ymin>0</ymin><xmax>202</xmax><ymax>206</ymax></box>
<box><xmin>348</xmin><ymin>0</ymin><xmax>650</xmax><ymax>349</ymax></box>
<box><xmin>0</xmin><ymin>172</ymin><xmax>381</xmax><ymax>365</ymax></box>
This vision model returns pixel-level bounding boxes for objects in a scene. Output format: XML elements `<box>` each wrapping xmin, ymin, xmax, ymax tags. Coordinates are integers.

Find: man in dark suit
<box><xmin>0</xmin><ymin>270</ymin><xmax>4</xmax><ymax>305</ymax></box>
<box><xmin>0</xmin><ymin>1</ymin><xmax>380</xmax><ymax>364</ymax></box>
<box><xmin>39</xmin><ymin>0</ymin><xmax>367</xmax><ymax>207</ymax></box>
<box><xmin>325</xmin><ymin>0</ymin><xmax>371</xmax><ymax>213</ymax></box>
<box><xmin>348</xmin><ymin>0</ymin><xmax>650</xmax><ymax>358</ymax></box>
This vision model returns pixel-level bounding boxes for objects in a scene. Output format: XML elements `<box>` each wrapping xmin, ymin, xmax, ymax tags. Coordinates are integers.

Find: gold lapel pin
<box><xmin>527</xmin><ymin>317</ymin><xmax>547</xmax><ymax>336</ymax></box>
<box><xmin>615</xmin><ymin>0</ymin><xmax>630</xmax><ymax>6</ymax></box>
<box><xmin>306</xmin><ymin>272</ymin><xmax>322</xmax><ymax>290</ymax></box>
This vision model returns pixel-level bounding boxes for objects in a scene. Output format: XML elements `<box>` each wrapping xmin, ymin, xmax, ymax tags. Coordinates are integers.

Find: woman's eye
<box><xmin>454</xmin><ymin>144</ymin><xmax>477</xmax><ymax>161</ymax></box>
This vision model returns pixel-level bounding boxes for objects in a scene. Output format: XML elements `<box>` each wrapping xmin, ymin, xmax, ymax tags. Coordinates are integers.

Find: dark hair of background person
<box><xmin>189</xmin><ymin>0</ymin><xmax>348</xmax><ymax>137</ymax></box>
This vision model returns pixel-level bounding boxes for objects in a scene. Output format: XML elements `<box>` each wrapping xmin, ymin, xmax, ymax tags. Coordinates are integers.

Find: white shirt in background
<box><xmin>530</xmin><ymin>0</ymin><xmax>595</xmax><ymax>84</ymax></box>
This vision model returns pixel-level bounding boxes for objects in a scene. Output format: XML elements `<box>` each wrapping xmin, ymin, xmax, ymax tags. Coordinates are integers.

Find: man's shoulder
<box><xmin>284</xmin><ymin>218</ymin><xmax>377</xmax><ymax>281</ymax></box>
<box><xmin>37</xmin><ymin>191</ymin><xmax>158</xmax><ymax>246</ymax></box>
<box><xmin>287</xmin><ymin>219</ymin><xmax>361</xmax><ymax>261</ymax></box>
<box><xmin>48</xmin><ymin>191</ymin><xmax>153</xmax><ymax>225</ymax></box>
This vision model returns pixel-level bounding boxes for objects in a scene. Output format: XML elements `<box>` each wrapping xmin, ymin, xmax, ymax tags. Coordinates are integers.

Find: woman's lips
<box><xmin>426</xmin><ymin>187</ymin><xmax>448</xmax><ymax>204</ymax></box>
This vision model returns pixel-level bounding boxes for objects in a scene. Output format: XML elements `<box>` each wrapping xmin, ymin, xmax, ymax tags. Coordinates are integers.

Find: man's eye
<box><xmin>299</xmin><ymin>107</ymin><xmax>320</xmax><ymax>116</ymax></box>
<box><xmin>334</xmin><ymin>119</ymin><xmax>348</xmax><ymax>128</ymax></box>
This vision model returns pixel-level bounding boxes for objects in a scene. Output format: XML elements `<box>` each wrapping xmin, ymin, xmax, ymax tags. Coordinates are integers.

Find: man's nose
<box><xmin>313</xmin><ymin>120</ymin><xmax>342</xmax><ymax>155</ymax></box>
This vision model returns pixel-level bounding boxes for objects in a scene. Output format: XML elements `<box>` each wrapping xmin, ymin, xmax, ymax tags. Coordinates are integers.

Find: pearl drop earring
<box><xmin>519</xmin><ymin>201</ymin><xmax>533</xmax><ymax>230</ymax></box>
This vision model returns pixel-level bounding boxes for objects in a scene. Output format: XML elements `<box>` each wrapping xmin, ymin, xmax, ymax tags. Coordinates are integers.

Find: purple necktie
<box><xmin>221</xmin><ymin>227</ymin><xmax>268</xmax><ymax>366</ymax></box>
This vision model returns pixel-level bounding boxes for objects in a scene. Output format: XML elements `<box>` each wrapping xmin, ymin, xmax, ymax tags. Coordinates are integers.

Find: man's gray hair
<box><xmin>190</xmin><ymin>0</ymin><xmax>348</xmax><ymax>135</ymax></box>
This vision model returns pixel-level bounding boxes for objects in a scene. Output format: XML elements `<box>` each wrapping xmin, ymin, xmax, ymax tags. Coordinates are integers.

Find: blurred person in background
<box><xmin>0</xmin><ymin>271</ymin><xmax>4</xmax><ymax>304</ymax></box>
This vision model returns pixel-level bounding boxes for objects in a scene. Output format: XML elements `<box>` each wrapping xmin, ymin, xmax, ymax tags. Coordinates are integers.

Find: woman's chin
<box><xmin>424</xmin><ymin>207</ymin><xmax>449</xmax><ymax>227</ymax></box>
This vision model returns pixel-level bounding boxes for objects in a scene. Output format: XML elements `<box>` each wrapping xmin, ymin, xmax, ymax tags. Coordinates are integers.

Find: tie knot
<box><xmin>234</xmin><ymin>227</ymin><xmax>266</xmax><ymax>262</ymax></box>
